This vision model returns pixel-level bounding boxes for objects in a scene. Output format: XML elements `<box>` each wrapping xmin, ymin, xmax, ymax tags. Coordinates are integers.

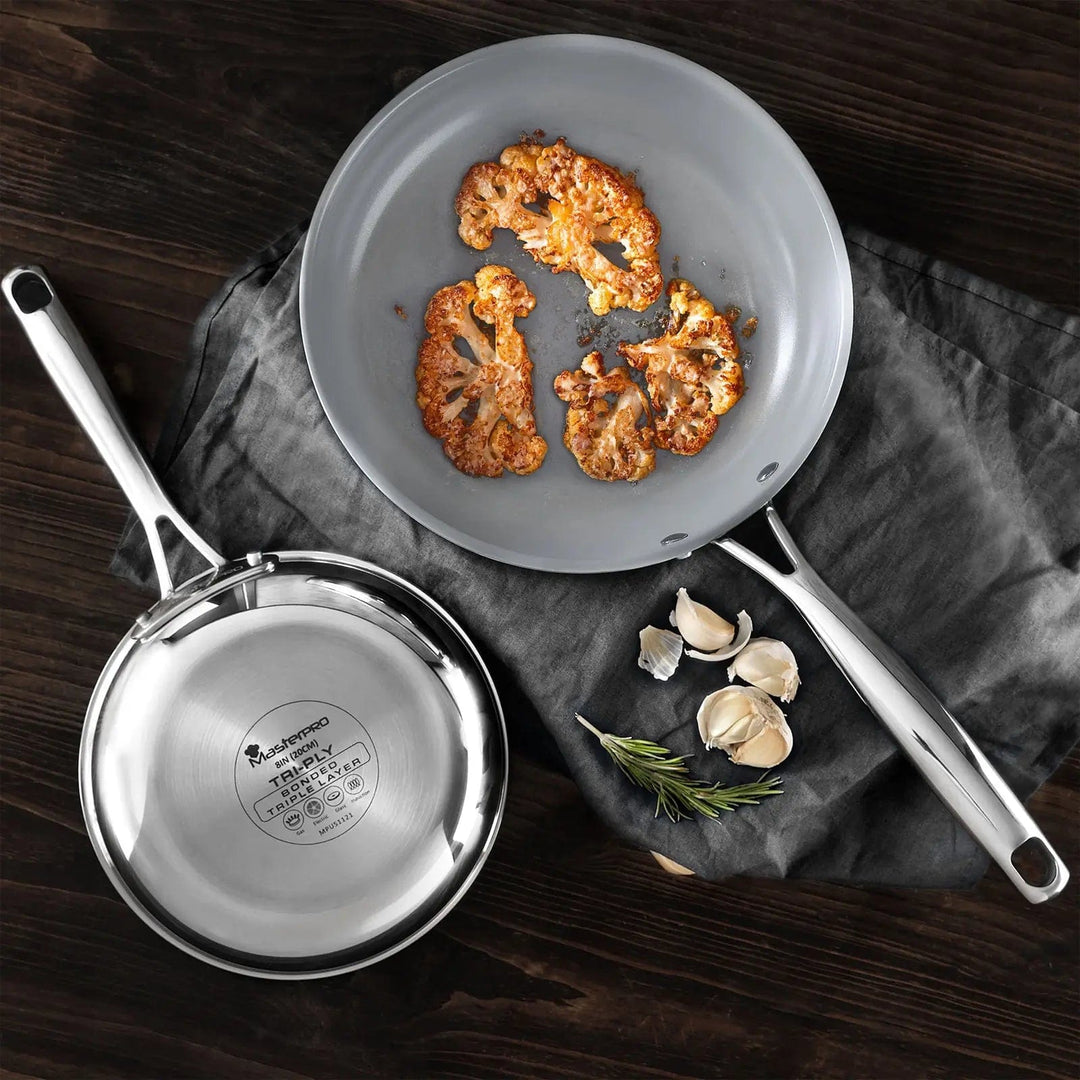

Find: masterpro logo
<box><xmin>245</xmin><ymin>715</ymin><xmax>330</xmax><ymax>767</ymax></box>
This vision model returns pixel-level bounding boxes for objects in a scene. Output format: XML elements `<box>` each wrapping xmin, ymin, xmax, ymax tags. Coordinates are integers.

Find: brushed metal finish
<box><xmin>83</xmin><ymin>554</ymin><xmax>508</xmax><ymax>976</ymax></box>
<box><xmin>3</xmin><ymin>266</ymin><xmax>508</xmax><ymax>977</ymax></box>
<box><xmin>715</xmin><ymin>506</ymin><xmax>1069</xmax><ymax>904</ymax></box>
<box><xmin>0</xmin><ymin>266</ymin><xmax>225</xmax><ymax>597</ymax></box>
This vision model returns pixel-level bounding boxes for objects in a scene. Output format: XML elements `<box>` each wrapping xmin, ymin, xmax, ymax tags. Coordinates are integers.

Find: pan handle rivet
<box><xmin>757</xmin><ymin>462</ymin><xmax>779</xmax><ymax>482</ymax></box>
<box><xmin>660</xmin><ymin>533</ymin><xmax>688</xmax><ymax>546</ymax></box>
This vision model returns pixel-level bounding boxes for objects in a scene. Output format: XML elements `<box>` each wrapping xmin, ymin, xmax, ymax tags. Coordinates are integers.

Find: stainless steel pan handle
<box><xmin>2</xmin><ymin>265</ymin><xmax>225</xmax><ymax>598</ymax></box>
<box><xmin>714</xmin><ymin>505</ymin><xmax>1068</xmax><ymax>903</ymax></box>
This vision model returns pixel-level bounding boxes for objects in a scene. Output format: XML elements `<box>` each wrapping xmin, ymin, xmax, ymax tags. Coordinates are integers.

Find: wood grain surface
<box><xmin>1</xmin><ymin>2</ymin><xmax>1077</xmax><ymax>1078</ymax></box>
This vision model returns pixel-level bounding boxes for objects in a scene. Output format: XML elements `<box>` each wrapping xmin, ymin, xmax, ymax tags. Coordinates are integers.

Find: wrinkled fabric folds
<box><xmin>113</xmin><ymin>225</ymin><xmax>1080</xmax><ymax>888</ymax></box>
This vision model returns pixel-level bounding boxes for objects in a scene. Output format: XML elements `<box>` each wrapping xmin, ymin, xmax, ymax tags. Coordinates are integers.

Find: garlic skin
<box><xmin>697</xmin><ymin>685</ymin><xmax>793</xmax><ymax>767</ymax></box>
<box><xmin>669</xmin><ymin>588</ymin><xmax>735</xmax><ymax>651</ymax></box>
<box><xmin>728</xmin><ymin>637</ymin><xmax>801</xmax><ymax>702</ymax></box>
<box><xmin>638</xmin><ymin>625</ymin><xmax>683</xmax><ymax>681</ymax></box>
<box><xmin>685</xmin><ymin>609</ymin><xmax>753</xmax><ymax>662</ymax></box>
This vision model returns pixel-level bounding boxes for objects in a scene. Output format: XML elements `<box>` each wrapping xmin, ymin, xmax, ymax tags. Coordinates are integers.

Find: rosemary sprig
<box><xmin>576</xmin><ymin>714</ymin><xmax>783</xmax><ymax>823</ymax></box>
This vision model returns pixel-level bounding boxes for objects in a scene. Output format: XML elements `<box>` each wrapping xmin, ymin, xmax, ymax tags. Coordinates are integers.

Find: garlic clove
<box><xmin>650</xmin><ymin>851</ymin><xmax>695</xmax><ymax>876</ymax></box>
<box><xmin>638</xmin><ymin>625</ymin><xmax>683</xmax><ymax>681</ymax></box>
<box><xmin>728</xmin><ymin>714</ymin><xmax>793</xmax><ymax>768</ymax></box>
<box><xmin>696</xmin><ymin>684</ymin><xmax>770</xmax><ymax>749</ymax></box>
<box><xmin>727</xmin><ymin>637</ymin><xmax>800</xmax><ymax>701</ymax></box>
<box><xmin>686</xmin><ymin>610</ymin><xmax>753</xmax><ymax>662</ymax></box>
<box><xmin>697</xmin><ymin>685</ymin><xmax>792</xmax><ymax>767</ymax></box>
<box><xmin>670</xmin><ymin>588</ymin><xmax>736</xmax><ymax>651</ymax></box>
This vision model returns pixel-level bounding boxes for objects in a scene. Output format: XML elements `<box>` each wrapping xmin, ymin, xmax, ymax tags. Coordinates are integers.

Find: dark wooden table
<box><xmin>2</xmin><ymin>3</ymin><xmax>1077</xmax><ymax>1078</ymax></box>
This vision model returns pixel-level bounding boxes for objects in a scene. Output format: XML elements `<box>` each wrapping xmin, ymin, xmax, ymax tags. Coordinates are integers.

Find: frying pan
<box><xmin>300</xmin><ymin>36</ymin><xmax>1068</xmax><ymax>901</ymax></box>
<box><xmin>3</xmin><ymin>267</ymin><xmax>508</xmax><ymax>978</ymax></box>
<box><xmin>301</xmin><ymin>34</ymin><xmax>850</xmax><ymax>573</ymax></box>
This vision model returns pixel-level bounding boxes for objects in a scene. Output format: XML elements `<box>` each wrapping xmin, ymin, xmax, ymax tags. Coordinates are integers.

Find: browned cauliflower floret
<box><xmin>416</xmin><ymin>265</ymin><xmax>547</xmax><ymax>477</ymax></box>
<box><xmin>456</xmin><ymin>138</ymin><xmax>663</xmax><ymax>316</ymax></box>
<box><xmin>616</xmin><ymin>279</ymin><xmax>745</xmax><ymax>456</ymax></box>
<box><xmin>553</xmin><ymin>351</ymin><xmax>655</xmax><ymax>482</ymax></box>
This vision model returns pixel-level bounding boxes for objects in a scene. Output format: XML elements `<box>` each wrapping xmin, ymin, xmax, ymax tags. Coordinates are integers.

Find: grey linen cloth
<box><xmin>113</xmin><ymin>225</ymin><xmax>1080</xmax><ymax>888</ymax></box>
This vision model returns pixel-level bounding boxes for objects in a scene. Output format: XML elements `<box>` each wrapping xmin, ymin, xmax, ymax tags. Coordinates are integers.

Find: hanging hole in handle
<box><xmin>11</xmin><ymin>272</ymin><xmax>52</xmax><ymax>314</ymax></box>
<box><xmin>1011</xmin><ymin>837</ymin><xmax>1057</xmax><ymax>888</ymax></box>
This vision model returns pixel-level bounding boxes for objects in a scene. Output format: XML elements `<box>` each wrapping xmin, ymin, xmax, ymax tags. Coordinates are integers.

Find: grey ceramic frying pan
<box><xmin>300</xmin><ymin>34</ymin><xmax>850</xmax><ymax>573</ymax></box>
<box><xmin>300</xmin><ymin>36</ymin><xmax>1067</xmax><ymax>901</ymax></box>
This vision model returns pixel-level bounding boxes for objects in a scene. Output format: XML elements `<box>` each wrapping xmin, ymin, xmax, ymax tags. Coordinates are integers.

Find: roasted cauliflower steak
<box><xmin>553</xmin><ymin>351</ymin><xmax>655</xmax><ymax>482</ymax></box>
<box><xmin>456</xmin><ymin>138</ymin><xmax>663</xmax><ymax>316</ymax></box>
<box><xmin>416</xmin><ymin>265</ymin><xmax>547</xmax><ymax>477</ymax></box>
<box><xmin>617</xmin><ymin>278</ymin><xmax>745</xmax><ymax>455</ymax></box>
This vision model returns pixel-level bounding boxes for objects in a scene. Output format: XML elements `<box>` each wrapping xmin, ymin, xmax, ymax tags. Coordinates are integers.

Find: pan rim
<box><xmin>79</xmin><ymin>549</ymin><xmax>509</xmax><ymax>979</ymax></box>
<box><xmin>300</xmin><ymin>33</ymin><xmax>854</xmax><ymax>572</ymax></box>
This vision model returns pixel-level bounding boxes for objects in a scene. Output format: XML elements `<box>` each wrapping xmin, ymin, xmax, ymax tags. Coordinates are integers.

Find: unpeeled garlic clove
<box><xmin>650</xmin><ymin>851</ymin><xmax>695</xmax><ymax>876</ymax></box>
<box><xmin>685</xmin><ymin>610</ymin><xmax>753</xmax><ymax>662</ymax></box>
<box><xmin>728</xmin><ymin>715</ymin><xmax>793</xmax><ymax>768</ymax></box>
<box><xmin>728</xmin><ymin>637</ymin><xmax>801</xmax><ymax>702</ymax></box>
<box><xmin>697</xmin><ymin>685</ymin><xmax>792</xmax><ymax>767</ymax></box>
<box><xmin>670</xmin><ymin>588</ymin><xmax>735</xmax><ymax>651</ymax></box>
<box><xmin>638</xmin><ymin>625</ymin><xmax>683</xmax><ymax>681</ymax></box>
<box><xmin>697</xmin><ymin>684</ymin><xmax>771</xmax><ymax>748</ymax></box>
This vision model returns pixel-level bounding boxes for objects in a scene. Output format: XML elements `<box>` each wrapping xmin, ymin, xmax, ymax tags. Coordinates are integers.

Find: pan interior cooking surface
<box><xmin>301</xmin><ymin>34</ymin><xmax>852</xmax><ymax>572</ymax></box>
<box><xmin>82</xmin><ymin>555</ymin><xmax>506</xmax><ymax>975</ymax></box>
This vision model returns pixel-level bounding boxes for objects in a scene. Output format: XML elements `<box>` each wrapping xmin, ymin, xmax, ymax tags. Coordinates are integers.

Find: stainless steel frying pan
<box><xmin>299</xmin><ymin>36</ymin><xmax>1068</xmax><ymax>901</ymax></box>
<box><xmin>3</xmin><ymin>266</ymin><xmax>508</xmax><ymax>977</ymax></box>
